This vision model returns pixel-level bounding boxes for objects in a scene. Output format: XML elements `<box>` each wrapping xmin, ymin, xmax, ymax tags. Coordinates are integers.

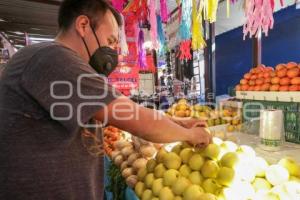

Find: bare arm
<box><xmin>94</xmin><ymin>97</ymin><xmax>211</xmax><ymax>145</ymax></box>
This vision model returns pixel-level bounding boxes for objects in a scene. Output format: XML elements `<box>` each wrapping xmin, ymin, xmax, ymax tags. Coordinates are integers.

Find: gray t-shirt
<box><xmin>0</xmin><ymin>42</ymin><xmax>120</xmax><ymax>200</ymax></box>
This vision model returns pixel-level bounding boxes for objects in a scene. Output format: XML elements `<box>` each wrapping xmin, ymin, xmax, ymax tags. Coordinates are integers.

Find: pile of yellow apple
<box><xmin>134</xmin><ymin>138</ymin><xmax>300</xmax><ymax>200</ymax></box>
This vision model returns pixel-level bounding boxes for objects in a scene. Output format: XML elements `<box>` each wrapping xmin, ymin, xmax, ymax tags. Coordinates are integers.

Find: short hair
<box><xmin>58</xmin><ymin>0</ymin><xmax>122</xmax><ymax>31</ymax></box>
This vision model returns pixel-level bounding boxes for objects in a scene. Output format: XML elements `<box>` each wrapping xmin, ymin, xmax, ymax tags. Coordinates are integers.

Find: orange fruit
<box><xmin>256</xmin><ymin>78</ymin><xmax>264</xmax><ymax>85</ymax></box>
<box><xmin>291</xmin><ymin>77</ymin><xmax>300</xmax><ymax>85</ymax></box>
<box><xmin>261</xmin><ymin>83</ymin><xmax>271</xmax><ymax>91</ymax></box>
<box><xmin>254</xmin><ymin>85</ymin><xmax>261</xmax><ymax>91</ymax></box>
<box><xmin>244</xmin><ymin>73</ymin><xmax>251</xmax><ymax>80</ymax></box>
<box><xmin>279</xmin><ymin>86</ymin><xmax>289</xmax><ymax>91</ymax></box>
<box><xmin>250</xmin><ymin>75</ymin><xmax>257</xmax><ymax>80</ymax></box>
<box><xmin>287</xmin><ymin>68</ymin><xmax>300</xmax><ymax>78</ymax></box>
<box><xmin>265</xmin><ymin>77</ymin><xmax>272</xmax><ymax>83</ymax></box>
<box><xmin>289</xmin><ymin>85</ymin><xmax>298</xmax><ymax>91</ymax></box>
<box><xmin>286</xmin><ymin>62</ymin><xmax>298</xmax><ymax>69</ymax></box>
<box><xmin>275</xmin><ymin>64</ymin><xmax>286</xmax><ymax>71</ymax></box>
<box><xmin>235</xmin><ymin>85</ymin><xmax>241</xmax><ymax>91</ymax></box>
<box><xmin>241</xmin><ymin>85</ymin><xmax>249</xmax><ymax>91</ymax></box>
<box><xmin>279</xmin><ymin>77</ymin><xmax>291</xmax><ymax>86</ymax></box>
<box><xmin>277</xmin><ymin>68</ymin><xmax>287</xmax><ymax>78</ymax></box>
<box><xmin>270</xmin><ymin>85</ymin><xmax>280</xmax><ymax>91</ymax></box>
<box><xmin>248</xmin><ymin>86</ymin><xmax>254</xmax><ymax>91</ymax></box>
<box><xmin>271</xmin><ymin>77</ymin><xmax>280</xmax><ymax>84</ymax></box>
<box><xmin>240</xmin><ymin>79</ymin><xmax>248</xmax><ymax>85</ymax></box>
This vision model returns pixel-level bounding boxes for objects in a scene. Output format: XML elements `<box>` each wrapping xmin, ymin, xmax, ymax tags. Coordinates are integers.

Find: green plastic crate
<box><xmin>242</xmin><ymin>100</ymin><xmax>300</xmax><ymax>144</ymax></box>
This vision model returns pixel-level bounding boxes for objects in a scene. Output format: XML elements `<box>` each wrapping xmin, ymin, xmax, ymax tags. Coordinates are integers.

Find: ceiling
<box><xmin>0</xmin><ymin>0</ymin><xmax>178</xmax><ymax>49</ymax></box>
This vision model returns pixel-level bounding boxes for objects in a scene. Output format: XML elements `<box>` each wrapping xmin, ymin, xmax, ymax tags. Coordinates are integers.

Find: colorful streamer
<box><xmin>192</xmin><ymin>0</ymin><xmax>206</xmax><ymax>50</ymax></box>
<box><xmin>179</xmin><ymin>0</ymin><xmax>192</xmax><ymax>60</ymax></box>
<box><xmin>243</xmin><ymin>0</ymin><xmax>274</xmax><ymax>39</ymax></box>
<box><xmin>149</xmin><ymin>0</ymin><xmax>159</xmax><ymax>49</ymax></box>
<box><xmin>203</xmin><ymin>0</ymin><xmax>219</xmax><ymax>23</ymax></box>
<box><xmin>119</xmin><ymin>14</ymin><xmax>129</xmax><ymax>56</ymax></box>
<box><xmin>138</xmin><ymin>29</ymin><xmax>146</xmax><ymax>70</ymax></box>
<box><xmin>160</xmin><ymin>0</ymin><xmax>169</xmax><ymax>23</ymax></box>
<box><xmin>111</xmin><ymin>0</ymin><xmax>126</xmax><ymax>12</ymax></box>
<box><xmin>157</xmin><ymin>15</ymin><xmax>166</xmax><ymax>54</ymax></box>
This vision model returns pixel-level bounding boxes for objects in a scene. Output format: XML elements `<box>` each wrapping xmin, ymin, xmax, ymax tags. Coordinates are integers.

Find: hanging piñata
<box><xmin>160</xmin><ymin>0</ymin><xmax>169</xmax><ymax>23</ymax></box>
<box><xmin>243</xmin><ymin>0</ymin><xmax>274</xmax><ymax>39</ymax></box>
<box><xmin>157</xmin><ymin>15</ymin><xmax>166</xmax><ymax>55</ymax></box>
<box><xmin>138</xmin><ymin>29</ymin><xmax>147</xmax><ymax>70</ymax></box>
<box><xmin>149</xmin><ymin>0</ymin><xmax>159</xmax><ymax>49</ymax></box>
<box><xmin>192</xmin><ymin>0</ymin><xmax>206</xmax><ymax>50</ymax></box>
<box><xmin>203</xmin><ymin>0</ymin><xmax>219</xmax><ymax>23</ymax></box>
<box><xmin>111</xmin><ymin>0</ymin><xmax>126</xmax><ymax>12</ymax></box>
<box><xmin>179</xmin><ymin>0</ymin><xmax>192</xmax><ymax>60</ymax></box>
<box><xmin>119</xmin><ymin>14</ymin><xmax>129</xmax><ymax>56</ymax></box>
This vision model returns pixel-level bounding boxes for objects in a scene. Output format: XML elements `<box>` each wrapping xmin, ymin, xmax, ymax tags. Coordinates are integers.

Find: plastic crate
<box><xmin>242</xmin><ymin>100</ymin><xmax>300</xmax><ymax>144</ymax></box>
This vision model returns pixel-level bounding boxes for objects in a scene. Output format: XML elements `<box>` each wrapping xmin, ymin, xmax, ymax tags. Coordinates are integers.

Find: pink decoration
<box><xmin>160</xmin><ymin>0</ymin><xmax>168</xmax><ymax>23</ymax></box>
<box><xmin>243</xmin><ymin>0</ymin><xmax>274</xmax><ymax>39</ymax></box>
<box><xmin>138</xmin><ymin>29</ymin><xmax>147</xmax><ymax>69</ymax></box>
<box><xmin>111</xmin><ymin>0</ymin><xmax>126</xmax><ymax>12</ymax></box>
<box><xmin>150</xmin><ymin>0</ymin><xmax>159</xmax><ymax>49</ymax></box>
<box><xmin>179</xmin><ymin>40</ymin><xmax>192</xmax><ymax>60</ymax></box>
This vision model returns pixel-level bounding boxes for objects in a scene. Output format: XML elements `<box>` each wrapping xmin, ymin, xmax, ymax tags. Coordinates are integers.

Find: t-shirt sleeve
<box><xmin>21</xmin><ymin>45</ymin><xmax>121</xmax><ymax>133</ymax></box>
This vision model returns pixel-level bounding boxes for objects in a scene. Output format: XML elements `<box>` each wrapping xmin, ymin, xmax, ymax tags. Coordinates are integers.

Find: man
<box><xmin>0</xmin><ymin>0</ymin><xmax>211</xmax><ymax>199</ymax></box>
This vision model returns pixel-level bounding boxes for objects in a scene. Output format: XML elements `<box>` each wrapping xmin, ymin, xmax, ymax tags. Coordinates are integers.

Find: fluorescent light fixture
<box><xmin>30</xmin><ymin>28</ymin><xmax>41</xmax><ymax>30</ymax></box>
<box><xmin>13</xmin><ymin>31</ymin><xmax>24</xmax><ymax>35</ymax></box>
<box><xmin>0</xmin><ymin>18</ymin><xmax>6</xmax><ymax>22</ymax></box>
<box><xmin>15</xmin><ymin>45</ymin><xmax>24</xmax><ymax>48</ymax></box>
<box><xmin>29</xmin><ymin>37</ymin><xmax>54</xmax><ymax>41</ymax></box>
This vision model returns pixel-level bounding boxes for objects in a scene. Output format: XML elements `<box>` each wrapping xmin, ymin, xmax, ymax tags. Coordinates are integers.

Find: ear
<box><xmin>75</xmin><ymin>15</ymin><xmax>91</xmax><ymax>37</ymax></box>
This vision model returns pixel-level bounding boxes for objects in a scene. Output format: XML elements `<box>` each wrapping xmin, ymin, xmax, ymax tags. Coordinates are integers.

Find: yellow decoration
<box><xmin>227</xmin><ymin>0</ymin><xmax>230</xmax><ymax>18</ymax></box>
<box><xmin>204</xmin><ymin>0</ymin><xmax>219</xmax><ymax>23</ymax></box>
<box><xmin>192</xmin><ymin>0</ymin><xmax>206</xmax><ymax>50</ymax></box>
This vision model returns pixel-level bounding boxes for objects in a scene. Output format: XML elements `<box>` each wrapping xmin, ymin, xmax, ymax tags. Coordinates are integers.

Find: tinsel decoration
<box><xmin>111</xmin><ymin>0</ymin><xmax>126</xmax><ymax>12</ymax></box>
<box><xmin>243</xmin><ymin>0</ymin><xmax>274</xmax><ymax>39</ymax></box>
<box><xmin>179</xmin><ymin>0</ymin><xmax>192</xmax><ymax>60</ymax></box>
<box><xmin>192</xmin><ymin>0</ymin><xmax>206</xmax><ymax>50</ymax></box>
<box><xmin>157</xmin><ymin>15</ymin><xmax>166</xmax><ymax>54</ymax></box>
<box><xmin>150</xmin><ymin>0</ymin><xmax>159</xmax><ymax>49</ymax></box>
<box><xmin>138</xmin><ymin>29</ymin><xmax>146</xmax><ymax>70</ymax></box>
<box><xmin>119</xmin><ymin>14</ymin><xmax>129</xmax><ymax>56</ymax></box>
<box><xmin>203</xmin><ymin>0</ymin><xmax>219</xmax><ymax>23</ymax></box>
<box><xmin>160</xmin><ymin>0</ymin><xmax>169</xmax><ymax>23</ymax></box>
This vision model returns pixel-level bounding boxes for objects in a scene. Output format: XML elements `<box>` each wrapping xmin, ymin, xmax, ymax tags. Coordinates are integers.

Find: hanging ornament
<box><xmin>160</xmin><ymin>0</ymin><xmax>169</xmax><ymax>23</ymax></box>
<box><xmin>111</xmin><ymin>0</ymin><xmax>126</xmax><ymax>12</ymax></box>
<box><xmin>157</xmin><ymin>15</ymin><xmax>166</xmax><ymax>54</ymax></box>
<box><xmin>149</xmin><ymin>0</ymin><xmax>159</xmax><ymax>49</ymax></box>
<box><xmin>179</xmin><ymin>0</ymin><xmax>192</xmax><ymax>60</ymax></box>
<box><xmin>119</xmin><ymin>14</ymin><xmax>129</xmax><ymax>56</ymax></box>
<box><xmin>192</xmin><ymin>0</ymin><xmax>206</xmax><ymax>50</ymax></box>
<box><xmin>138</xmin><ymin>29</ymin><xmax>147</xmax><ymax>70</ymax></box>
<box><xmin>136</xmin><ymin>0</ymin><xmax>149</xmax><ymax>25</ymax></box>
<box><xmin>243</xmin><ymin>0</ymin><xmax>274</xmax><ymax>39</ymax></box>
<box><xmin>203</xmin><ymin>0</ymin><xmax>219</xmax><ymax>23</ymax></box>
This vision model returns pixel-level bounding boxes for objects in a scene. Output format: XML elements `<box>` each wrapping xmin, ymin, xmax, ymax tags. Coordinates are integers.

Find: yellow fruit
<box><xmin>141</xmin><ymin>189</ymin><xmax>153</xmax><ymax>200</ymax></box>
<box><xmin>252</xmin><ymin>178</ymin><xmax>272</xmax><ymax>192</ymax></box>
<box><xmin>278</xmin><ymin>157</ymin><xmax>300</xmax><ymax>177</ymax></box>
<box><xmin>175</xmin><ymin>110</ymin><xmax>186</xmax><ymax>118</ymax></box>
<box><xmin>220</xmin><ymin>152</ymin><xmax>239</xmax><ymax>169</ymax></box>
<box><xmin>172</xmin><ymin>177</ymin><xmax>191</xmax><ymax>195</ymax></box>
<box><xmin>183</xmin><ymin>185</ymin><xmax>204</xmax><ymax>200</ymax></box>
<box><xmin>254</xmin><ymin>157</ymin><xmax>269</xmax><ymax>177</ymax></box>
<box><xmin>178</xmin><ymin>99</ymin><xmax>188</xmax><ymax>105</ymax></box>
<box><xmin>174</xmin><ymin>196</ymin><xmax>182</xmax><ymax>200</ymax></box>
<box><xmin>202</xmin><ymin>179</ymin><xmax>221</xmax><ymax>194</ymax></box>
<box><xmin>144</xmin><ymin>173</ymin><xmax>155</xmax><ymax>188</ymax></box>
<box><xmin>203</xmin><ymin>144</ymin><xmax>221</xmax><ymax>161</ymax></box>
<box><xmin>135</xmin><ymin>182</ymin><xmax>146</xmax><ymax>197</ymax></box>
<box><xmin>231</xmin><ymin>119</ymin><xmax>239</xmax><ymax>125</ymax></box>
<box><xmin>146</xmin><ymin>159</ymin><xmax>157</xmax><ymax>173</ymax></box>
<box><xmin>159</xmin><ymin>187</ymin><xmax>174</xmax><ymax>200</ymax></box>
<box><xmin>226</xmin><ymin>125</ymin><xmax>235</xmax><ymax>132</ymax></box>
<box><xmin>156</xmin><ymin>148</ymin><xmax>167</xmax><ymax>163</ymax></box>
<box><xmin>179</xmin><ymin>164</ymin><xmax>192</xmax><ymax>178</ymax></box>
<box><xmin>266</xmin><ymin>164</ymin><xmax>289</xmax><ymax>186</ymax></box>
<box><xmin>194</xmin><ymin>104</ymin><xmax>202</xmax><ymax>111</ymax></box>
<box><xmin>179</xmin><ymin>148</ymin><xmax>194</xmax><ymax>164</ymax></box>
<box><xmin>163</xmin><ymin>169</ymin><xmax>180</xmax><ymax>186</ymax></box>
<box><xmin>198</xmin><ymin>193</ymin><xmax>217</xmax><ymax>200</ymax></box>
<box><xmin>163</xmin><ymin>152</ymin><xmax>182</xmax><ymax>170</ymax></box>
<box><xmin>201</xmin><ymin>160</ymin><xmax>220</xmax><ymax>178</ymax></box>
<box><xmin>137</xmin><ymin>168</ymin><xmax>148</xmax><ymax>181</ymax></box>
<box><xmin>188</xmin><ymin>154</ymin><xmax>205</xmax><ymax>171</ymax></box>
<box><xmin>217</xmin><ymin>167</ymin><xmax>235</xmax><ymax>186</ymax></box>
<box><xmin>171</xmin><ymin>144</ymin><xmax>183</xmax><ymax>155</ymax></box>
<box><xmin>154</xmin><ymin>164</ymin><xmax>166</xmax><ymax>178</ymax></box>
<box><xmin>152</xmin><ymin>178</ymin><xmax>163</xmax><ymax>196</ymax></box>
<box><xmin>188</xmin><ymin>171</ymin><xmax>203</xmax><ymax>185</ymax></box>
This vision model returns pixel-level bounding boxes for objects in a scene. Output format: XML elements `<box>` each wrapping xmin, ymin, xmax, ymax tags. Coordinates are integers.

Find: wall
<box><xmin>215</xmin><ymin>5</ymin><xmax>300</xmax><ymax>96</ymax></box>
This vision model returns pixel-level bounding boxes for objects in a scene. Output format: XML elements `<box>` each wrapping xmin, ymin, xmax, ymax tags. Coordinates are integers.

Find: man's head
<box><xmin>57</xmin><ymin>0</ymin><xmax>122</xmax><ymax>62</ymax></box>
